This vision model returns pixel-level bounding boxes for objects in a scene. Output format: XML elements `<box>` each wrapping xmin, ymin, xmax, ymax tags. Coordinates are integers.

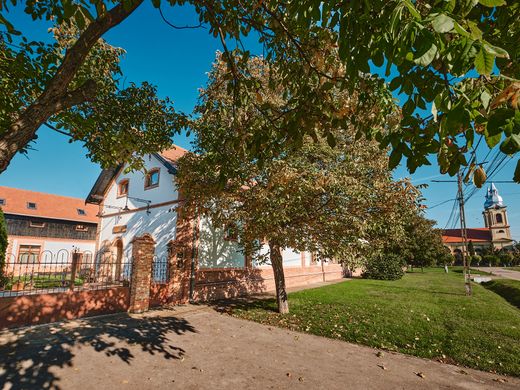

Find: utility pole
<box><xmin>457</xmin><ymin>172</ymin><xmax>472</xmax><ymax>296</ymax></box>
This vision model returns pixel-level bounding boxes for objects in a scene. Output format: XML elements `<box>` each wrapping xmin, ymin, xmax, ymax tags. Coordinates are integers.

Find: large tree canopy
<box><xmin>176</xmin><ymin>54</ymin><xmax>418</xmax><ymax>313</ymax></box>
<box><xmin>0</xmin><ymin>0</ymin><xmax>518</xmax><ymax>180</ymax></box>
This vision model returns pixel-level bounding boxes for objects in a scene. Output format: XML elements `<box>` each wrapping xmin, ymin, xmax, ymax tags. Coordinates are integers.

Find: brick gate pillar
<box><xmin>129</xmin><ymin>234</ymin><xmax>155</xmax><ymax>313</ymax></box>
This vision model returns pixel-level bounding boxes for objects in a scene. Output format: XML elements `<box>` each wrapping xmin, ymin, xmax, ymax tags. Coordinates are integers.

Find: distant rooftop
<box><xmin>0</xmin><ymin>186</ymin><xmax>98</xmax><ymax>223</ymax></box>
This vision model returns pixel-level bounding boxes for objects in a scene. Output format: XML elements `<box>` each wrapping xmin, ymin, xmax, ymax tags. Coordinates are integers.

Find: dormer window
<box><xmin>144</xmin><ymin>168</ymin><xmax>160</xmax><ymax>190</ymax></box>
<box><xmin>77</xmin><ymin>208</ymin><xmax>86</xmax><ymax>216</ymax></box>
<box><xmin>118</xmin><ymin>179</ymin><xmax>129</xmax><ymax>197</ymax></box>
<box><xmin>0</xmin><ymin>199</ymin><xmax>5</xmax><ymax>206</ymax></box>
<box><xmin>27</xmin><ymin>202</ymin><xmax>37</xmax><ymax>210</ymax></box>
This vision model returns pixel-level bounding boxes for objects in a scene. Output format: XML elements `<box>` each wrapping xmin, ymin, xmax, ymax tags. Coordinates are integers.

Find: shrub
<box><xmin>470</xmin><ymin>254</ymin><xmax>482</xmax><ymax>266</ymax></box>
<box><xmin>482</xmin><ymin>254</ymin><xmax>500</xmax><ymax>267</ymax></box>
<box><xmin>363</xmin><ymin>252</ymin><xmax>405</xmax><ymax>280</ymax></box>
<box><xmin>499</xmin><ymin>252</ymin><xmax>514</xmax><ymax>267</ymax></box>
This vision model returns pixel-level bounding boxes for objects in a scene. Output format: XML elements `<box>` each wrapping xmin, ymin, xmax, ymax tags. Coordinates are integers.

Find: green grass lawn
<box><xmin>231</xmin><ymin>268</ymin><xmax>520</xmax><ymax>376</ymax></box>
<box><xmin>482</xmin><ymin>279</ymin><xmax>520</xmax><ymax>310</ymax></box>
<box><xmin>5</xmin><ymin>275</ymin><xmax>84</xmax><ymax>290</ymax></box>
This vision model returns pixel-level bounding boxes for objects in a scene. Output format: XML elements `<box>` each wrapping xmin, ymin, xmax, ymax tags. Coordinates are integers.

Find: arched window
<box><xmin>496</xmin><ymin>214</ymin><xmax>503</xmax><ymax>224</ymax></box>
<box><xmin>144</xmin><ymin>168</ymin><xmax>160</xmax><ymax>189</ymax></box>
<box><xmin>498</xmin><ymin>229</ymin><xmax>505</xmax><ymax>233</ymax></box>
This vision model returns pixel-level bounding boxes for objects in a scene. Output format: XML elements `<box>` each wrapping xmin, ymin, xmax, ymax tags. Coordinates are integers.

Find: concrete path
<box><xmin>0</xmin><ymin>306</ymin><xmax>517</xmax><ymax>390</ymax></box>
<box><xmin>476</xmin><ymin>267</ymin><xmax>520</xmax><ymax>281</ymax></box>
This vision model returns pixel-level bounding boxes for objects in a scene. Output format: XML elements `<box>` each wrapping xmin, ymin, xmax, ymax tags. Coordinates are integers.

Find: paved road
<box><xmin>476</xmin><ymin>267</ymin><xmax>520</xmax><ymax>281</ymax></box>
<box><xmin>0</xmin><ymin>305</ymin><xmax>517</xmax><ymax>389</ymax></box>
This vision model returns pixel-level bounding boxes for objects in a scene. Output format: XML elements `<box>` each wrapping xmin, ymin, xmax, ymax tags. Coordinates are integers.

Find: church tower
<box><xmin>482</xmin><ymin>183</ymin><xmax>512</xmax><ymax>248</ymax></box>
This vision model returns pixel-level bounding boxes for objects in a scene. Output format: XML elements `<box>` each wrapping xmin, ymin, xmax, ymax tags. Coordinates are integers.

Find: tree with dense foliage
<box><xmin>177</xmin><ymin>54</ymin><xmax>418</xmax><ymax>313</ymax></box>
<box><xmin>468</xmin><ymin>240</ymin><xmax>476</xmax><ymax>256</ymax></box>
<box><xmin>1</xmin><ymin>1</ymin><xmax>518</xmax><ymax>181</ymax></box>
<box><xmin>0</xmin><ymin>208</ymin><xmax>8</xmax><ymax>287</ymax></box>
<box><xmin>400</xmin><ymin>213</ymin><xmax>452</xmax><ymax>271</ymax></box>
<box><xmin>362</xmin><ymin>253</ymin><xmax>406</xmax><ymax>281</ymax></box>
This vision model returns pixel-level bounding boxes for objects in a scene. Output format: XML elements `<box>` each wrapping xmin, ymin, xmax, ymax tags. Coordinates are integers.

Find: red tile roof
<box><xmin>160</xmin><ymin>144</ymin><xmax>189</xmax><ymax>163</ymax></box>
<box><xmin>0</xmin><ymin>186</ymin><xmax>98</xmax><ymax>223</ymax></box>
<box><xmin>442</xmin><ymin>228</ymin><xmax>491</xmax><ymax>243</ymax></box>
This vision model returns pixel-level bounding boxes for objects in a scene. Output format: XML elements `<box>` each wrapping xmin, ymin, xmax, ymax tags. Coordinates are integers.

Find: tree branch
<box><xmin>158</xmin><ymin>7</ymin><xmax>205</xmax><ymax>30</ymax></box>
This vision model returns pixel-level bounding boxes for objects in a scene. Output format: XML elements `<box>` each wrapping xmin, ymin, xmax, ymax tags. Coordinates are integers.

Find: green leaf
<box><xmin>474</xmin><ymin>48</ymin><xmax>494</xmax><ymax>75</ymax></box>
<box><xmin>514</xmin><ymin>160</ymin><xmax>520</xmax><ymax>183</ymax></box>
<box><xmin>453</xmin><ymin>22</ymin><xmax>470</xmax><ymax>38</ymax></box>
<box><xmin>432</xmin><ymin>14</ymin><xmax>454</xmax><ymax>33</ymax></box>
<box><xmin>500</xmin><ymin>134</ymin><xmax>520</xmax><ymax>155</ymax></box>
<box><xmin>445</xmin><ymin>103</ymin><xmax>469</xmax><ymax>134</ymax></box>
<box><xmin>389</xmin><ymin>77</ymin><xmax>401</xmax><ymax>91</ymax></box>
<box><xmin>414</xmin><ymin>43</ymin><xmax>438</xmax><ymax>66</ymax></box>
<box><xmin>326</xmin><ymin>133</ymin><xmax>336</xmax><ymax>148</ymax></box>
<box><xmin>388</xmin><ymin>148</ymin><xmax>402</xmax><ymax>170</ymax></box>
<box><xmin>483</xmin><ymin>43</ymin><xmax>509</xmax><ymax>59</ymax></box>
<box><xmin>478</xmin><ymin>0</ymin><xmax>506</xmax><ymax>7</ymax></box>
<box><xmin>480</xmin><ymin>90</ymin><xmax>492</xmax><ymax>110</ymax></box>
<box><xmin>402</xmin><ymin>0</ymin><xmax>421</xmax><ymax>19</ymax></box>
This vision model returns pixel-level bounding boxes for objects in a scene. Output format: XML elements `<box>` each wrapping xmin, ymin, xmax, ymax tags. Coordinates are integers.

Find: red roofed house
<box><xmin>442</xmin><ymin>183</ymin><xmax>514</xmax><ymax>254</ymax></box>
<box><xmin>0</xmin><ymin>186</ymin><xmax>98</xmax><ymax>264</ymax></box>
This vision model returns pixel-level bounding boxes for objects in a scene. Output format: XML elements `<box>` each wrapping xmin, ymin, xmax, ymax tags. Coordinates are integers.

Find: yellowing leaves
<box><xmin>473</xmin><ymin>165</ymin><xmax>487</xmax><ymax>188</ymax></box>
<box><xmin>490</xmin><ymin>82</ymin><xmax>520</xmax><ymax>110</ymax></box>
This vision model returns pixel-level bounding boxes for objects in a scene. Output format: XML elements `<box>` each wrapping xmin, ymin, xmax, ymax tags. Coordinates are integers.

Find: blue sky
<box><xmin>1</xmin><ymin>2</ymin><xmax>518</xmax><ymax>240</ymax></box>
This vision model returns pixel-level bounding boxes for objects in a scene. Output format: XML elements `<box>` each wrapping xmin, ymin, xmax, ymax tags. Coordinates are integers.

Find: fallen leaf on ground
<box><xmin>415</xmin><ymin>372</ymin><xmax>426</xmax><ymax>379</ymax></box>
<box><xmin>376</xmin><ymin>351</ymin><xmax>384</xmax><ymax>358</ymax></box>
<box><xmin>377</xmin><ymin>364</ymin><xmax>387</xmax><ymax>370</ymax></box>
<box><xmin>298</xmin><ymin>377</ymin><xmax>304</xmax><ymax>382</ymax></box>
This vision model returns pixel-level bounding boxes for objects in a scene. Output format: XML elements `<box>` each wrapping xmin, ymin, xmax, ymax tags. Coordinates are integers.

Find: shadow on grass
<box><xmin>0</xmin><ymin>312</ymin><xmax>196</xmax><ymax>389</ymax></box>
<box><xmin>482</xmin><ymin>280</ymin><xmax>520</xmax><ymax>309</ymax></box>
<box><xmin>203</xmin><ymin>295</ymin><xmax>278</xmax><ymax>315</ymax></box>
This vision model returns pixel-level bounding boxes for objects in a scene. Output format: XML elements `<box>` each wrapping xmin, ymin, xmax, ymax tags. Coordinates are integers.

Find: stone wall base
<box><xmin>0</xmin><ymin>287</ymin><xmax>130</xmax><ymax>329</ymax></box>
<box><xmin>194</xmin><ymin>264</ymin><xmax>344</xmax><ymax>302</ymax></box>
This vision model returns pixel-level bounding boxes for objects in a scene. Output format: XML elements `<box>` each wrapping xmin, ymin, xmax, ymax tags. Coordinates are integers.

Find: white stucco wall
<box><xmin>282</xmin><ymin>248</ymin><xmax>302</xmax><ymax>267</ymax></box>
<box><xmin>98</xmin><ymin>155</ymin><xmax>180</xmax><ymax>261</ymax></box>
<box><xmin>198</xmin><ymin>217</ymin><xmax>245</xmax><ymax>268</ymax></box>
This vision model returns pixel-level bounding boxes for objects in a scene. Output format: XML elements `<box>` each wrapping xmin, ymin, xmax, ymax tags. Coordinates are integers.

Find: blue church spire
<box><xmin>484</xmin><ymin>182</ymin><xmax>504</xmax><ymax>209</ymax></box>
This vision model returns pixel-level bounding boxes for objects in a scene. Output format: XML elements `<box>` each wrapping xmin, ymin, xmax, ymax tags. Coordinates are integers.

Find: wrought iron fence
<box><xmin>151</xmin><ymin>256</ymin><xmax>169</xmax><ymax>283</ymax></box>
<box><xmin>0</xmin><ymin>249</ymin><xmax>132</xmax><ymax>297</ymax></box>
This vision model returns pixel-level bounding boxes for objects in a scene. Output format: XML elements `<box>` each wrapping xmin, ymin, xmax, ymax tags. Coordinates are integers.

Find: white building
<box><xmin>85</xmin><ymin>145</ymin><xmax>343</xmax><ymax>301</ymax></box>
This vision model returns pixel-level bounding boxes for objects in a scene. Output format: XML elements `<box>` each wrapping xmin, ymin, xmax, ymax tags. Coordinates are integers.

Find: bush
<box><xmin>482</xmin><ymin>254</ymin><xmax>500</xmax><ymax>267</ymax></box>
<box><xmin>363</xmin><ymin>253</ymin><xmax>405</xmax><ymax>280</ymax></box>
<box><xmin>468</xmin><ymin>254</ymin><xmax>482</xmax><ymax>266</ymax></box>
<box><xmin>499</xmin><ymin>252</ymin><xmax>514</xmax><ymax>267</ymax></box>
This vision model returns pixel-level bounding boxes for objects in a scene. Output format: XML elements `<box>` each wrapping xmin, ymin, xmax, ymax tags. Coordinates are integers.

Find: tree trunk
<box><xmin>0</xmin><ymin>0</ymin><xmax>143</xmax><ymax>173</ymax></box>
<box><xmin>269</xmin><ymin>241</ymin><xmax>289</xmax><ymax>314</ymax></box>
